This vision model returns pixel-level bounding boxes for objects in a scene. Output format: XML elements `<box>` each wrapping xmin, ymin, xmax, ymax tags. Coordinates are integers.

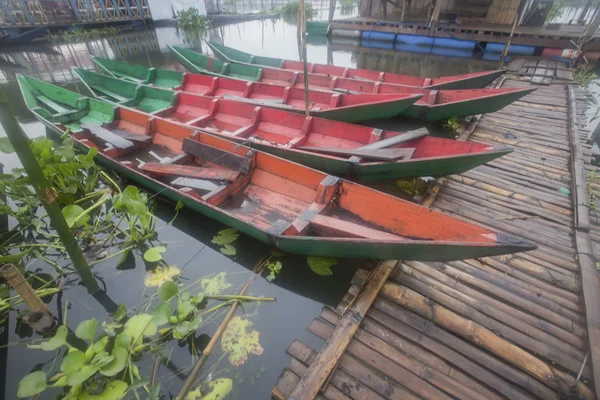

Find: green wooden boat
<box><xmin>73</xmin><ymin>69</ymin><xmax>511</xmax><ymax>181</ymax></box>
<box><xmin>306</xmin><ymin>21</ymin><xmax>329</xmax><ymax>35</ymax></box>
<box><xmin>168</xmin><ymin>46</ymin><xmax>262</xmax><ymax>81</ymax></box>
<box><xmin>206</xmin><ymin>41</ymin><xmax>506</xmax><ymax>90</ymax></box>
<box><xmin>72</xmin><ymin>68</ymin><xmax>177</xmax><ymax>113</ymax></box>
<box><xmin>18</xmin><ymin>75</ymin><xmax>536</xmax><ymax>261</ymax></box>
<box><xmin>91</xmin><ymin>56</ymin><xmax>424</xmax><ymax>123</ymax></box>
<box><xmin>170</xmin><ymin>46</ymin><xmax>535</xmax><ymax>121</ymax></box>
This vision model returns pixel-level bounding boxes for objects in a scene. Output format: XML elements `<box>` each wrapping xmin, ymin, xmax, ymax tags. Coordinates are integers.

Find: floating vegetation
<box><xmin>144</xmin><ymin>264</ymin><xmax>182</xmax><ymax>287</ymax></box>
<box><xmin>47</xmin><ymin>26</ymin><xmax>120</xmax><ymax>42</ymax></box>
<box><xmin>307</xmin><ymin>256</ymin><xmax>337</xmax><ymax>276</ymax></box>
<box><xmin>396</xmin><ymin>177</ymin><xmax>431</xmax><ymax>198</ymax></box>
<box><xmin>280</xmin><ymin>1</ymin><xmax>316</xmax><ymax>22</ymax></box>
<box><xmin>441</xmin><ymin>116</ymin><xmax>460</xmax><ymax>133</ymax></box>
<box><xmin>187</xmin><ymin>378</ymin><xmax>233</xmax><ymax>400</ymax></box>
<box><xmin>211</xmin><ymin>228</ymin><xmax>239</xmax><ymax>256</ymax></box>
<box><xmin>176</xmin><ymin>7</ymin><xmax>211</xmax><ymax>30</ymax></box>
<box><xmin>221</xmin><ymin>316</ymin><xmax>264</xmax><ymax>366</ymax></box>
<box><xmin>573</xmin><ymin>65</ymin><xmax>597</xmax><ymax>89</ymax></box>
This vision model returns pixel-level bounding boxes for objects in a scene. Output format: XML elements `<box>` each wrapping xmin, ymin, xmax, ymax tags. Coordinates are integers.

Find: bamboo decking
<box><xmin>272</xmin><ymin>76</ymin><xmax>600</xmax><ymax>400</ymax></box>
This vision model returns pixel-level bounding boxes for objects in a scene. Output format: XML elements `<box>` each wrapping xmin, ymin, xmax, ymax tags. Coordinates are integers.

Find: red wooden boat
<box><xmin>169</xmin><ymin>46</ymin><xmax>535</xmax><ymax>121</ymax></box>
<box><xmin>206</xmin><ymin>41</ymin><xmax>506</xmax><ymax>90</ymax></box>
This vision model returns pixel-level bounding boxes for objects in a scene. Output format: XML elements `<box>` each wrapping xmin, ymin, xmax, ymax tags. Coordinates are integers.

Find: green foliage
<box><xmin>176</xmin><ymin>7</ymin><xmax>211</xmax><ymax>30</ymax></box>
<box><xmin>143</xmin><ymin>246</ymin><xmax>167</xmax><ymax>263</ymax></box>
<box><xmin>76</xmin><ymin>317</ymin><xmax>98</xmax><ymax>342</ymax></box>
<box><xmin>47</xmin><ymin>26</ymin><xmax>119</xmax><ymax>42</ymax></box>
<box><xmin>201</xmin><ymin>272</ymin><xmax>232</xmax><ymax>296</ymax></box>
<box><xmin>0</xmin><ymin>137</ymin><xmax>14</xmax><ymax>153</ymax></box>
<box><xmin>28</xmin><ymin>325</ymin><xmax>68</xmax><ymax>351</ymax></box>
<box><xmin>212</xmin><ymin>228</ymin><xmax>239</xmax><ymax>255</ymax></box>
<box><xmin>573</xmin><ymin>66</ymin><xmax>597</xmax><ymax>89</ymax></box>
<box><xmin>266</xmin><ymin>260</ymin><xmax>282</xmax><ymax>281</ymax></box>
<box><xmin>587</xmin><ymin>169</ymin><xmax>600</xmax><ymax>212</ymax></box>
<box><xmin>17</xmin><ymin>371</ymin><xmax>47</xmax><ymax>398</ymax></box>
<box><xmin>546</xmin><ymin>0</ymin><xmax>569</xmax><ymax>22</ymax></box>
<box><xmin>396</xmin><ymin>178</ymin><xmax>430</xmax><ymax>197</ymax></box>
<box><xmin>281</xmin><ymin>1</ymin><xmax>316</xmax><ymax>22</ymax></box>
<box><xmin>307</xmin><ymin>256</ymin><xmax>336</xmax><ymax>276</ymax></box>
<box><xmin>221</xmin><ymin>316</ymin><xmax>263</xmax><ymax>366</ymax></box>
<box><xmin>187</xmin><ymin>378</ymin><xmax>233</xmax><ymax>400</ymax></box>
<box><xmin>158</xmin><ymin>280</ymin><xmax>179</xmax><ymax>301</ymax></box>
<box><xmin>441</xmin><ymin>116</ymin><xmax>460</xmax><ymax>132</ymax></box>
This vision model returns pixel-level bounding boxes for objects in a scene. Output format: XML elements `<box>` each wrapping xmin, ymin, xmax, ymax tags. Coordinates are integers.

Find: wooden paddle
<box><xmin>296</xmin><ymin>146</ymin><xmax>415</xmax><ymax>161</ymax></box>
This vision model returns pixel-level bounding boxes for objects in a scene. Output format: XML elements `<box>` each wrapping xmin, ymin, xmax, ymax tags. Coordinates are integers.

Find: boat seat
<box><xmin>37</xmin><ymin>95</ymin><xmax>72</xmax><ymax>114</ymax></box>
<box><xmin>89</xmin><ymin>84</ymin><xmax>130</xmax><ymax>102</ymax></box>
<box><xmin>81</xmin><ymin>123</ymin><xmax>135</xmax><ymax>150</ymax></box>
<box><xmin>141</xmin><ymin>163</ymin><xmax>239</xmax><ymax>182</ymax></box>
<box><xmin>311</xmin><ymin>214</ymin><xmax>402</xmax><ymax>240</ymax></box>
<box><xmin>182</xmin><ymin>137</ymin><xmax>252</xmax><ymax>173</ymax></box>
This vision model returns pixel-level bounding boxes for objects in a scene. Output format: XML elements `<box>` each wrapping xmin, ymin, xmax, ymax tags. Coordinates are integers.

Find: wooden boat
<box><xmin>91</xmin><ymin>56</ymin><xmax>424</xmax><ymax>123</ymax></box>
<box><xmin>306</xmin><ymin>21</ymin><xmax>329</xmax><ymax>35</ymax></box>
<box><xmin>71</xmin><ymin>70</ymin><xmax>512</xmax><ymax>181</ymax></box>
<box><xmin>18</xmin><ymin>75</ymin><xmax>535</xmax><ymax>261</ymax></box>
<box><xmin>168</xmin><ymin>46</ymin><xmax>535</xmax><ymax>121</ymax></box>
<box><xmin>206</xmin><ymin>41</ymin><xmax>506</xmax><ymax>90</ymax></box>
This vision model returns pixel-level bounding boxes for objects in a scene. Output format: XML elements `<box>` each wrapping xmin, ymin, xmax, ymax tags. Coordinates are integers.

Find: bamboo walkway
<box><xmin>271</xmin><ymin>77</ymin><xmax>600</xmax><ymax>400</ymax></box>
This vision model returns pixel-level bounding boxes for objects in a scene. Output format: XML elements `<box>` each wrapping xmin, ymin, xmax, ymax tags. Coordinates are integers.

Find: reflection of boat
<box><xmin>73</xmin><ymin>68</ymin><xmax>511</xmax><ymax>181</ymax></box>
<box><xmin>0</xmin><ymin>26</ymin><xmax>49</xmax><ymax>45</ymax></box>
<box><xmin>208</xmin><ymin>12</ymin><xmax>280</xmax><ymax>24</ymax></box>
<box><xmin>169</xmin><ymin>46</ymin><xmax>535</xmax><ymax>121</ymax></box>
<box><xmin>19</xmin><ymin>75</ymin><xmax>535</xmax><ymax>261</ymax></box>
<box><xmin>206</xmin><ymin>40</ymin><xmax>505</xmax><ymax>90</ymax></box>
<box><xmin>91</xmin><ymin>56</ymin><xmax>423</xmax><ymax>123</ymax></box>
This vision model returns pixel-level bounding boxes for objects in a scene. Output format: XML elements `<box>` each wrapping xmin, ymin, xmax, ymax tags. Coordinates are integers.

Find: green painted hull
<box><xmin>313</xmin><ymin>97</ymin><xmax>417</xmax><ymax>123</ymax></box>
<box><xmin>92</xmin><ymin>56</ymin><xmax>185</xmax><ymax>90</ymax></box>
<box><xmin>73</xmin><ymin>68</ymin><xmax>178</xmax><ymax>113</ymax></box>
<box><xmin>306</xmin><ymin>21</ymin><xmax>329</xmax><ymax>35</ymax></box>
<box><xmin>429</xmin><ymin>70</ymin><xmax>505</xmax><ymax>90</ymax></box>
<box><xmin>168</xmin><ymin>45</ymin><xmax>263</xmax><ymax>81</ymax></box>
<box><xmin>404</xmin><ymin>89</ymin><xmax>535</xmax><ymax>121</ymax></box>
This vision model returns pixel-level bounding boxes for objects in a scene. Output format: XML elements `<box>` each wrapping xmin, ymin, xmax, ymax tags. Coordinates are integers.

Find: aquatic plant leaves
<box><xmin>212</xmin><ymin>228</ymin><xmax>239</xmax><ymax>245</ymax></box>
<box><xmin>201</xmin><ymin>272</ymin><xmax>232</xmax><ymax>296</ymax></box>
<box><xmin>0</xmin><ymin>137</ymin><xmax>14</xmax><ymax>154</ymax></box>
<box><xmin>186</xmin><ymin>378</ymin><xmax>233</xmax><ymax>400</ymax></box>
<box><xmin>177</xmin><ymin>298</ymin><xmax>196</xmax><ymax>320</ymax></box>
<box><xmin>91</xmin><ymin>336</ymin><xmax>109</xmax><ymax>354</ymax></box>
<box><xmin>143</xmin><ymin>246</ymin><xmax>166</xmax><ymax>263</ymax></box>
<box><xmin>114</xmin><ymin>332</ymin><xmax>130</xmax><ymax>349</ymax></box>
<box><xmin>113</xmin><ymin>304</ymin><xmax>128</xmax><ymax>322</ymax></box>
<box><xmin>76</xmin><ymin>318</ymin><xmax>98</xmax><ymax>342</ymax></box>
<box><xmin>78</xmin><ymin>379</ymin><xmax>128</xmax><ymax>400</ymax></box>
<box><xmin>0</xmin><ymin>249</ymin><xmax>30</xmax><ymax>264</ymax></box>
<box><xmin>151</xmin><ymin>302</ymin><xmax>173</xmax><ymax>326</ymax></box>
<box><xmin>98</xmin><ymin>347</ymin><xmax>128</xmax><ymax>377</ymax></box>
<box><xmin>145</xmin><ymin>265</ymin><xmax>181</xmax><ymax>287</ymax></box>
<box><xmin>220</xmin><ymin>243</ymin><xmax>236</xmax><ymax>256</ymax></box>
<box><xmin>124</xmin><ymin>314</ymin><xmax>157</xmax><ymax>345</ymax></box>
<box><xmin>67</xmin><ymin>365</ymin><xmax>98</xmax><ymax>386</ymax></box>
<box><xmin>173</xmin><ymin>316</ymin><xmax>203</xmax><ymax>340</ymax></box>
<box><xmin>17</xmin><ymin>370</ymin><xmax>47</xmax><ymax>398</ymax></box>
<box><xmin>221</xmin><ymin>316</ymin><xmax>263</xmax><ymax>367</ymax></box>
<box><xmin>34</xmin><ymin>325</ymin><xmax>68</xmax><ymax>351</ymax></box>
<box><xmin>62</xmin><ymin>204</ymin><xmax>90</xmax><ymax>228</ymax></box>
<box><xmin>158</xmin><ymin>280</ymin><xmax>179</xmax><ymax>302</ymax></box>
<box><xmin>61</xmin><ymin>350</ymin><xmax>86</xmax><ymax>374</ymax></box>
<box><xmin>307</xmin><ymin>256</ymin><xmax>336</xmax><ymax>276</ymax></box>
<box><xmin>115</xmin><ymin>186</ymin><xmax>152</xmax><ymax>230</ymax></box>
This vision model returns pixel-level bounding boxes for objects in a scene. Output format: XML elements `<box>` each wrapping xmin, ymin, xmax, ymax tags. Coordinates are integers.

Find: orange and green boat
<box><xmin>206</xmin><ymin>41</ymin><xmax>505</xmax><ymax>90</ymax></box>
<box><xmin>91</xmin><ymin>56</ymin><xmax>423</xmax><ymax>123</ymax></box>
<box><xmin>168</xmin><ymin>46</ymin><xmax>535</xmax><ymax>121</ymax></box>
<box><xmin>18</xmin><ymin>75</ymin><xmax>535</xmax><ymax>261</ymax></box>
<box><xmin>71</xmin><ymin>70</ymin><xmax>512</xmax><ymax>181</ymax></box>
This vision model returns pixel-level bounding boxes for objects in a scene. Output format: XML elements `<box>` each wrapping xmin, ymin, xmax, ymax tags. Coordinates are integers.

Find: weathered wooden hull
<box><xmin>171</xmin><ymin>46</ymin><xmax>534</xmax><ymax>121</ymax></box>
<box><xmin>206</xmin><ymin>41</ymin><xmax>506</xmax><ymax>90</ymax></box>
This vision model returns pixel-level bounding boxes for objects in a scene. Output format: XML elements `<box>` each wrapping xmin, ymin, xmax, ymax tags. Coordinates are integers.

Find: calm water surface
<box><xmin>0</xmin><ymin>15</ymin><xmax>498</xmax><ymax>399</ymax></box>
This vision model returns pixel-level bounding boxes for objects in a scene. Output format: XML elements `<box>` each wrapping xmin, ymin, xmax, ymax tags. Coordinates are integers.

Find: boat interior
<box><xmin>94</xmin><ymin>57</ymin><xmax>185</xmax><ymax>89</ymax></box>
<box><xmin>62</xmin><ymin>107</ymin><xmax>496</xmax><ymax>243</ymax></box>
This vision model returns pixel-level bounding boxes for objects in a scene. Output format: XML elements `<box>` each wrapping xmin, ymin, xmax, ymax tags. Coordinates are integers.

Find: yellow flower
<box><xmin>144</xmin><ymin>265</ymin><xmax>182</xmax><ymax>287</ymax></box>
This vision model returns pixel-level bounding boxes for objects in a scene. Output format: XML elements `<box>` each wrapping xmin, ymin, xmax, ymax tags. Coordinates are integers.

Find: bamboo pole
<box><xmin>1</xmin><ymin>264</ymin><xmax>52</xmax><ymax>315</ymax></box>
<box><xmin>299</xmin><ymin>0</ymin><xmax>310</xmax><ymax>117</ymax></box>
<box><xmin>0</xmin><ymin>94</ymin><xmax>99</xmax><ymax>294</ymax></box>
<box><xmin>175</xmin><ymin>269</ymin><xmax>262</xmax><ymax>400</ymax></box>
<box><xmin>287</xmin><ymin>260</ymin><xmax>398</xmax><ymax>400</ymax></box>
<box><xmin>498</xmin><ymin>0</ymin><xmax>524</xmax><ymax>69</ymax></box>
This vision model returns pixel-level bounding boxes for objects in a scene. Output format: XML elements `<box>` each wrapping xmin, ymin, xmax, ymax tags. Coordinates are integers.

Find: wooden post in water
<box><xmin>1</xmin><ymin>264</ymin><xmax>52</xmax><ymax>315</ymax></box>
<box><xmin>0</xmin><ymin>93</ymin><xmax>100</xmax><ymax>294</ymax></box>
<box><xmin>328</xmin><ymin>0</ymin><xmax>336</xmax><ymax>22</ymax></box>
<box><xmin>299</xmin><ymin>0</ymin><xmax>311</xmax><ymax>116</ymax></box>
<box><xmin>576</xmin><ymin>9</ymin><xmax>600</xmax><ymax>61</ymax></box>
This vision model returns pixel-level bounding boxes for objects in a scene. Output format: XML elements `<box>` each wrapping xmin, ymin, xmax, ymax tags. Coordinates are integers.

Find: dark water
<box><xmin>0</xmin><ymin>16</ymin><xmax>498</xmax><ymax>399</ymax></box>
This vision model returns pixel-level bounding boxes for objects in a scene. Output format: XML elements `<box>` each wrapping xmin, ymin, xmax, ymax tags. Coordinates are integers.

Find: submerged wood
<box><xmin>1</xmin><ymin>264</ymin><xmax>52</xmax><ymax>315</ymax></box>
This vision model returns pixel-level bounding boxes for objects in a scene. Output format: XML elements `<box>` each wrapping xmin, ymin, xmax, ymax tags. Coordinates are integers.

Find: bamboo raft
<box><xmin>272</xmin><ymin>77</ymin><xmax>600</xmax><ymax>399</ymax></box>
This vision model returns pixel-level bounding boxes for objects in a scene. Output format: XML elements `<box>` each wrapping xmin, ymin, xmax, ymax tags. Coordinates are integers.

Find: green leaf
<box><xmin>221</xmin><ymin>316</ymin><xmax>263</xmax><ymax>366</ymax></box>
<box><xmin>35</xmin><ymin>325</ymin><xmax>68</xmax><ymax>351</ymax></box>
<box><xmin>203</xmin><ymin>378</ymin><xmax>233</xmax><ymax>400</ymax></box>
<box><xmin>90</xmin><ymin>336</ymin><xmax>109</xmax><ymax>353</ymax></box>
<box><xmin>98</xmin><ymin>346</ymin><xmax>128</xmax><ymax>377</ymax></box>
<box><xmin>201</xmin><ymin>272</ymin><xmax>232</xmax><ymax>296</ymax></box>
<box><xmin>114</xmin><ymin>332</ymin><xmax>130</xmax><ymax>349</ymax></box>
<box><xmin>175</xmin><ymin>200</ymin><xmax>184</xmax><ymax>211</ymax></box>
<box><xmin>173</xmin><ymin>316</ymin><xmax>203</xmax><ymax>340</ymax></box>
<box><xmin>151</xmin><ymin>302</ymin><xmax>173</xmax><ymax>326</ymax></box>
<box><xmin>143</xmin><ymin>246</ymin><xmax>166</xmax><ymax>263</ymax></box>
<box><xmin>148</xmin><ymin>383</ymin><xmax>161</xmax><ymax>400</ymax></box>
<box><xmin>75</xmin><ymin>318</ymin><xmax>97</xmax><ymax>342</ymax></box>
<box><xmin>91</xmin><ymin>351</ymin><xmax>114</xmax><ymax>368</ymax></box>
<box><xmin>62</xmin><ymin>204</ymin><xmax>90</xmax><ymax>228</ymax></box>
<box><xmin>61</xmin><ymin>350</ymin><xmax>86</xmax><ymax>374</ymax></box>
<box><xmin>0</xmin><ymin>249</ymin><xmax>30</xmax><ymax>264</ymax></box>
<box><xmin>0</xmin><ymin>137</ymin><xmax>14</xmax><ymax>154</ymax></box>
<box><xmin>158</xmin><ymin>280</ymin><xmax>178</xmax><ymax>301</ymax></box>
<box><xmin>220</xmin><ymin>243</ymin><xmax>236</xmax><ymax>256</ymax></box>
<box><xmin>177</xmin><ymin>299</ymin><xmax>196</xmax><ymax>320</ymax></box>
<box><xmin>78</xmin><ymin>379</ymin><xmax>128</xmax><ymax>399</ymax></box>
<box><xmin>17</xmin><ymin>371</ymin><xmax>47</xmax><ymax>398</ymax></box>
<box><xmin>67</xmin><ymin>365</ymin><xmax>98</xmax><ymax>386</ymax></box>
<box><xmin>115</xmin><ymin>186</ymin><xmax>152</xmax><ymax>230</ymax></box>
<box><xmin>124</xmin><ymin>314</ymin><xmax>157</xmax><ymax>345</ymax></box>
<box><xmin>307</xmin><ymin>256</ymin><xmax>336</xmax><ymax>276</ymax></box>
<box><xmin>113</xmin><ymin>304</ymin><xmax>127</xmax><ymax>322</ymax></box>
<box><xmin>211</xmin><ymin>228</ymin><xmax>239</xmax><ymax>245</ymax></box>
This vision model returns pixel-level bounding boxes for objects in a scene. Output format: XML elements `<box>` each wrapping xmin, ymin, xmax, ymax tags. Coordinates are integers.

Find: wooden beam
<box><xmin>140</xmin><ymin>163</ymin><xmax>239</xmax><ymax>182</ymax></box>
<box><xmin>287</xmin><ymin>260</ymin><xmax>398</xmax><ymax>400</ymax></box>
<box><xmin>498</xmin><ymin>0</ymin><xmax>524</xmax><ymax>68</ymax></box>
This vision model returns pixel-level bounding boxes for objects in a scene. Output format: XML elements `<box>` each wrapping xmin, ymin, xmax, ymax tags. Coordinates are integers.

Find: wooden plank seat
<box><xmin>310</xmin><ymin>214</ymin><xmax>403</xmax><ymax>240</ymax></box>
<box><xmin>81</xmin><ymin>123</ymin><xmax>138</xmax><ymax>150</ymax></box>
<box><xmin>141</xmin><ymin>163</ymin><xmax>240</xmax><ymax>182</ymax></box>
<box><xmin>296</xmin><ymin>146</ymin><xmax>415</xmax><ymax>161</ymax></box>
<box><xmin>359</xmin><ymin>128</ymin><xmax>428</xmax><ymax>150</ymax></box>
<box><xmin>182</xmin><ymin>137</ymin><xmax>253</xmax><ymax>173</ymax></box>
